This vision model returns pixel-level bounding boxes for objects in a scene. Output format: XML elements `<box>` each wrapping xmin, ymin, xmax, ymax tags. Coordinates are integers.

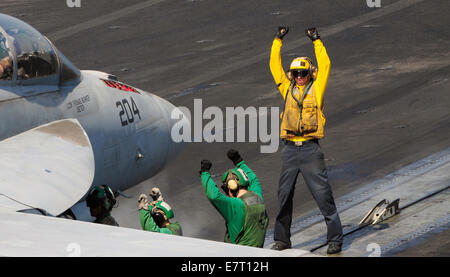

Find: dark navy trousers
<box><xmin>274</xmin><ymin>140</ymin><xmax>343</xmax><ymax>247</ymax></box>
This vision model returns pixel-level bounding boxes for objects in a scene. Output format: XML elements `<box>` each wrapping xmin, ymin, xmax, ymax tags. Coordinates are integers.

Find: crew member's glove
<box><xmin>138</xmin><ymin>194</ymin><xmax>149</xmax><ymax>210</ymax></box>
<box><xmin>275</xmin><ymin>26</ymin><xmax>289</xmax><ymax>40</ymax></box>
<box><xmin>305</xmin><ymin>27</ymin><xmax>320</xmax><ymax>41</ymax></box>
<box><xmin>149</xmin><ymin>187</ymin><xmax>164</xmax><ymax>202</ymax></box>
<box><xmin>227</xmin><ymin>149</ymin><xmax>243</xmax><ymax>166</ymax></box>
<box><xmin>200</xmin><ymin>160</ymin><xmax>212</xmax><ymax>174</ymax></box>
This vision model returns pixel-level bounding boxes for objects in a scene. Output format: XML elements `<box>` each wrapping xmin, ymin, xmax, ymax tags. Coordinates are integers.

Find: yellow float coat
<box><xmin>270</xmin><ymin>37</ymin><xmax>331</xmax><ymax>141</ymax></box>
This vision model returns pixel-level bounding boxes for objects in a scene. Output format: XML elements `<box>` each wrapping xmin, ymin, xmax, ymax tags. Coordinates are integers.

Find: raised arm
<box><xmin>200</xmin><ymin>161</ymin><xmax>240</xmax><ymax>223</ymax></box>
<box><xmin>270</xmin><ymin>26</ymin><xmax>291</xmax><ymax>99</ymax></box>
<box><xmin>236</xmin><ymin>161</ymin><xmax>263</xmax><ymax>201</ymax></box>
<box><xmin>306</xmin><ymin>27</ymin><xmax>331</xmax><ymax>110</ymax></box>
<box><xmin>226</xmin><ymin>149</ymin><xmax>263</xmax><ymax>200</ymax></box>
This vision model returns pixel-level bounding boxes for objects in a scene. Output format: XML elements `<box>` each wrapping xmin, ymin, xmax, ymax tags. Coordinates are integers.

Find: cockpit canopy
<box><xmin>0</xmin><ymin>13</ymin><xmax>80</xmax><ymax>85</ymax></box>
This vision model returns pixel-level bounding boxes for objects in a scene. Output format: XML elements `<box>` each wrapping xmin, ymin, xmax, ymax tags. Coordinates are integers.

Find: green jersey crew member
<box><xmin>200</xmin><ymin>149</ymin><xmax>269</xmax><ymax>248</ymax></box>
<box><xmin>86</xmin><ymin>185</ymin><xmax>119</xmax><ymax>226</ymax></box>
<box><xmin>269</xmin><ymin>26</ymin><xmax>343</xmax><ymax>254</ymax></box>
<box><xmin>138</xmin><ymin>187</ymin><xmax>182</xmax><ymax>236</ymax></box>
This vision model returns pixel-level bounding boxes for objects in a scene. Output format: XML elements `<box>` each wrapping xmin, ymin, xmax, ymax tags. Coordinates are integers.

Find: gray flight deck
<box><xmin>265</xmin><ymin>148</ymin><xmax>450</xmax><ymax>256</ymax></box>
<box><xmin>2</xmin><ymin>0</ymin><xmax>449</xmax><ymax>256</ymax></box>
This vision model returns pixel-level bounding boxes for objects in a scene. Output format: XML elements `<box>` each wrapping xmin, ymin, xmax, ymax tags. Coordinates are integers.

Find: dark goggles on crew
<box><xmin>292</xmin><ymin>69</ymin><xmax>309</xmax><ymax>78</ymax></box>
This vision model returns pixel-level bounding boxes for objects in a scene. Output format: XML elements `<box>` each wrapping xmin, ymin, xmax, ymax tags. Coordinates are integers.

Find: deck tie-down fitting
<box><xmin>359</xmin><ymin>199</ymin><xmax>401</xmax><ymax>226</ymax></box>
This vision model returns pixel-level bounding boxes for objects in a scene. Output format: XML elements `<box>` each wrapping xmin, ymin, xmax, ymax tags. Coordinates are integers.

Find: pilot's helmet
<box><xmin>0</xmin><ymin>34</ymin><xmax>9</xmax><ymax>59</ymax></box>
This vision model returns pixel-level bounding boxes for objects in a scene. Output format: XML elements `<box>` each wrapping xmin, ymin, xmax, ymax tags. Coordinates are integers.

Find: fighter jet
<box><xmin>0</xmin><ymin>13</ymin><xmax>187</xmax><ymax>220</ymax></box>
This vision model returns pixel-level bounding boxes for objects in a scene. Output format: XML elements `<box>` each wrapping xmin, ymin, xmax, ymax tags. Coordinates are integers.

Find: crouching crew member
<box><xmin>138</xmin><ymin>187</ymin><xmax>182</xmax><ymax>236</ymax></box>
<box><xmin>200</xmin><ymin>149</ymin><xmax>269</xmax><ymax>248</ymax></box>
<box><xmin>86</xmin><ymin>185</ymin><xmax>119</xmax><ymax>226</ymax></box>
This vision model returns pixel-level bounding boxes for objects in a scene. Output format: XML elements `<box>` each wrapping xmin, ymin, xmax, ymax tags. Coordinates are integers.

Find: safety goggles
<box><xmin>292</xmin><ymin>70</ymin><xmax>309</xmax><ymax>78</ymax></box>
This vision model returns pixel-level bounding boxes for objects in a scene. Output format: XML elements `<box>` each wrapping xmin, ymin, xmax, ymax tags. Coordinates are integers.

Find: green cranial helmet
<box><xmin>222</xmin><ymin>168</ymin><xmax>249</xmax><ymax>190</ymax></box>
<box><xmin>86</xmin><ymin>185</ymin><xmax>116</xmax><ymax>211</ymax></box>
<box><xmin>154</xmin><ymin>200</ymin><xmax>174</xmax><ymax>219</ymax></box>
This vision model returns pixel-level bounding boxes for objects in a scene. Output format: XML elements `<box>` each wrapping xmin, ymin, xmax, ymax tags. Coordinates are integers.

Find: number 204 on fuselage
<box><xmin>0</xmin><ymin>13</ymin><xmax>188</xmax><ymax>219</ymax></box>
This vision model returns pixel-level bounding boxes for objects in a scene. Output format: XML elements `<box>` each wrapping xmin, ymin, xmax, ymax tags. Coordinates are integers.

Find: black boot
<box><xmin>271</xmin><ymin>241</ymin><xmax>290</xmax><ymax>251</ymax></box>
<box><xmin>327</xmin><ymin>243</ymin><xmax>342</xmax><ymax>254</ymax></box>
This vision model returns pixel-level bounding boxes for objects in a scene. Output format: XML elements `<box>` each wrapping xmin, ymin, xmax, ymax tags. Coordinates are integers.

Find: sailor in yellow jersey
<box><xmin>269</xmin><ymin>26</ymin><xmax>343</xmax><ymax>254</ymax></box>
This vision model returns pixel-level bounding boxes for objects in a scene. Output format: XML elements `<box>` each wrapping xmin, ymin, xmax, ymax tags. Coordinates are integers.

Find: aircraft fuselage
<box><xmin>0</xmin><ymin>70</ymin><xmax>181</xmax><ymax>193</ymax></box>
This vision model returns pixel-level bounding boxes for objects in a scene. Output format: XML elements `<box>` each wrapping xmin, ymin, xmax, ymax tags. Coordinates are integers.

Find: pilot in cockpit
<box><xmin>0</xmin><ymin>55</ymin><xmax>12</xmax><ymax>80</ymax></box>
<box><xmin>0</xmin><ymin>40</ymin><xmax>13</xmax><ymax>80</ymax></box>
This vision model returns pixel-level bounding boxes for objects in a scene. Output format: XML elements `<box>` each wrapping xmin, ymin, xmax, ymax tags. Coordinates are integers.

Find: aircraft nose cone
<box><xmin>154</xmin><ymin>96</ymin><xmax>189</xmax><ymax>161</ymax></box>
